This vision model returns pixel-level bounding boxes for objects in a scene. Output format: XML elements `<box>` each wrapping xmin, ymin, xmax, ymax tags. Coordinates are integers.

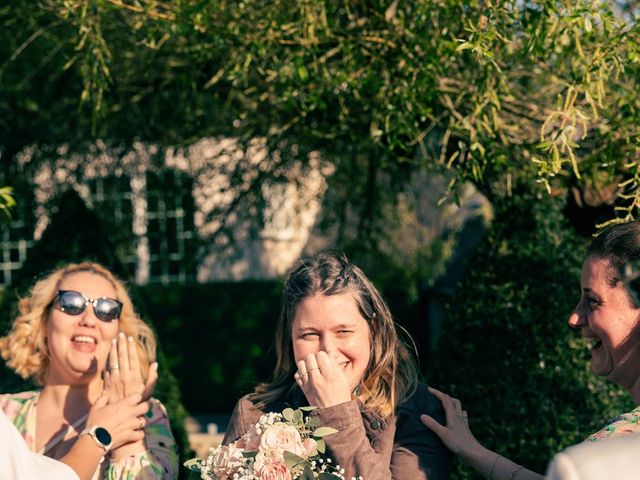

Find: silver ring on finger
<box><xmin>111</xmin><ymin>364</ymin><xmax>120</xmax><ymax>370</ymax></box>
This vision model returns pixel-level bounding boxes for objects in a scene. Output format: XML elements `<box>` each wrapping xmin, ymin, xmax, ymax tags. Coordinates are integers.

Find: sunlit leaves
<box><xmin>0</xmin><ymin>186</ymin><xmax>16</xmax><ymax>218</ymax></box>
<box><xmin>3</xmin><ymin>0</ymin><xmax>640</xmax><ymax>235</ymax></box>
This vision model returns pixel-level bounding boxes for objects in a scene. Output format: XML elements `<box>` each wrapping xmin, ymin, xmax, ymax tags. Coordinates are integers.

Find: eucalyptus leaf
<box><xmin>299</xmin><ymin>406</ymin><xmax>318</xmax><ymax>412</ymax></box>
<box><xmin>292</xmin><ymin>409</ymin><xmax>303</xmax><ymax>423</ymax></box>
<box><xmin>302</xmin><ymin>465</ymin><xmax>315</xmax><ymax>480</ymax></box>
<box><xmin>313</xmin><ymin>426</ymin><xmax>339</xmax><ymax>437</ymax></box>
<box><xmin>319</xmin><ymin>473</ymin><xmax>344</xmax><ymax>480</ymax></box>
<box><xmin>282</xmin><ymin>407</ymin><xmax>295</xmax><ymax>421</ymax></box>
<box><xmin>283</xmin><ymin>451</ymin><xmax>306</xmax><ymax>469</ymax></box>
<box><xmin>306</xmin><ymin>417</ymin><xmax>321</xmax><ymax>428</ymax></box>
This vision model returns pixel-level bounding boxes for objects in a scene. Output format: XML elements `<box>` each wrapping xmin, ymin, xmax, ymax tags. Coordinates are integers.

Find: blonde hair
<box><xmin>252</xmin><ymin>253</ymin><xmax>419</xmax><ymax>418</ymax></box>
<box><xmin>0</xmin><ymin>262</ymin><xmax>156</xmax><ymax>385</ymax></box>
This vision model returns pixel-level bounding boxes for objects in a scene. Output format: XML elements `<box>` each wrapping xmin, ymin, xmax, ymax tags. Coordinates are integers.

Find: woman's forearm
<box><xmin>467</xmin><ymin>446</ymin><xmax>543</xmax><ymax>480</ymax></box>
<box><xmin>60</xmin><ymin>435</ymin><xmax>105</xmax><ymax>480</ymax></box>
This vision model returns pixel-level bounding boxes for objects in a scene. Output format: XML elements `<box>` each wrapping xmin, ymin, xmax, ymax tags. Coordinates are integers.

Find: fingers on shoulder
<box><xmin>420</xmin><ymin>414</ymin><xmax>446</xmax><ymax>435</ymax></box>
<box><xmin>427</xmin><ymin>386</ymin><xmax>461</xmax><ymax>411</ymax></box>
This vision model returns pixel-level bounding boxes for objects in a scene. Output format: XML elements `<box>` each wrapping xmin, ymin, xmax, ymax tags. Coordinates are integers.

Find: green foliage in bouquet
<box><xmin>430</xmin><ymin>184</ymin><xmax>633</xmax><ymax>479</ymax></box>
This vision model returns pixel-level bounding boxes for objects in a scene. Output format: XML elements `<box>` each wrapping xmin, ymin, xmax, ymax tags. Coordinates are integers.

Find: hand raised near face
<box><xmin>294</xmin><ymin>351</ymin><xmax>352</xmax><ymax>409</ymax></box>
<box><xmin>103</xmin><ymin>332</ymin><xmax>158</xmax><ymax>403</ymax></box>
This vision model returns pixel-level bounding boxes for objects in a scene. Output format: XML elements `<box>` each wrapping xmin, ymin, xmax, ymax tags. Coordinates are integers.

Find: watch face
<box><xmin>95</xmin><ymin>427</ymin><xmax>112</xmax><ymax>446</ymax></box>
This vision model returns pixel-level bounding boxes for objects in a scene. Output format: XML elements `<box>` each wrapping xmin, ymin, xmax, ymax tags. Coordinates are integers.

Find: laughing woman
<box><xmin>0</xmin><ymin>262</ymin><xmax>178</xmax><ymax>479</ymax></box>
<box><xmin>223</xmin><ymin>253</ymin><xmax>452</xmax><ymax>480</ymax></box>
<box><xmin>421</xmin><ymin>220</ymin><xmax>640</xmax><ymax>480</ymax></box>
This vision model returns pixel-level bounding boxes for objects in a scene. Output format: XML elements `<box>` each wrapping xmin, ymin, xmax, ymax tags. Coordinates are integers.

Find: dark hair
<box><xmin>587</xmin><ymin>220</ymin><xmax>640</xmax><ymax>286</ymax></box>
<box><xmin>251</xmin><ymin>253</ymin><xmax>419</xmax><ymax>417</ymax></box>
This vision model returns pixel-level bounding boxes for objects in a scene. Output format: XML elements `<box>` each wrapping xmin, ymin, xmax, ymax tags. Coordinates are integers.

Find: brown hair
<box><xmin>588</xmin><ymin>220</ymin><xmax>640</xmax><ymax>286</ymax></box>
<box><xmin>0</xmin><ymin>262</ymin><xmax>156</xmax><ymax>385</ymax></box>
<box><xmin>252</xmin><ymin>253</ymin><xmax>419</xmax><ymax>417</ymax></box>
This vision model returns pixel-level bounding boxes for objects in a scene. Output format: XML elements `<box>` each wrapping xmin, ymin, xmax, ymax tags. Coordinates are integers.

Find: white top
<box><xmin>0</xmin><ymin>410</ymin><xmax>79</xmax><ymax>480</ymax></box>
<box><xmin>546</xmin><ymin>434</ymin><xmax>640</xmax><ymax>480</ymax></box>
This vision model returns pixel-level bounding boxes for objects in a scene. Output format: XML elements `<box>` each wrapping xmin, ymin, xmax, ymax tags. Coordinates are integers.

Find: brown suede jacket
<box><xmin>223</xmin><ymin>384</ymin><xmax>452</xmax><ymax>480</ymax></box>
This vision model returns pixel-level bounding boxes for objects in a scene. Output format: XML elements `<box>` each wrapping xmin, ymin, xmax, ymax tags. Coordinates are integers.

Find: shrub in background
<box><xmin>137</xmin><ymin>281</ymin><xmax>282</xmax><ymax>415</ymax></box>
<box><xmin>430</xmin><ymin>186</ymin><xmax>632</xmax><ymax>479</ymax></box>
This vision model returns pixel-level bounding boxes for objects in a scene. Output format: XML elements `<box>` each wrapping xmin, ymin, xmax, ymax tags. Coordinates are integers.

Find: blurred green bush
<box><xmin>137</xmin><ymin>281</ymin><xmax>282</xmax><ymax>414</ymax></box>
<box><xmin>430</xmin><ymin>186</ymin><xmax>633</xmax><ymax>479</ymax></box>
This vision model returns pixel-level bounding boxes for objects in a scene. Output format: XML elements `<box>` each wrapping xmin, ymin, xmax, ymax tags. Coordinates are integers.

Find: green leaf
<box><xmin>302</xmin><ymin>465</ymin><xmax>315</xmax><ymax>480</ymax></box>
<box><xmin>316</xmin><ymin>438</ymin><xmax>326</xmax><ymax>454</ymax></box>
<box><xmin>282</xmin><ymin>407</ymin><xmax>295</xmax><ymax>421</ymax></box>
<box><xmin>313</xmin><ymin>426</ymin><xmax>339</xmax><ymax>437</ymax></box>
<box><xmin>292</xmin><ymin>409</ymin><xmax>303</xmax><ymax>423</ymax></box>
<box><xmin>456</xmin><ymin>42</ymin><xmax>473</xmax><ymax>52</ymax></box>
<box><xmin>297</xmin><ymin>65</ymin><xmax>309</xmax><ymax>82</ymax></box>
<box><xmin>283</xmin><ymin>451</ymin><xmax>306</xmax><ymax>469</ymax></box>
<box><xmin>305</xmin><ymin>417</ymin><xmax>321</xmax><ymax>429</ymax></box>
<box><xmin>319</xmin><ymin>473</ymin><xmax>343</xmax><ymax>480</ymax></box>
<box><xmin>299</xmin><ymin>406</ymin><xmax>317</xmax><ymax>412</ymax></box>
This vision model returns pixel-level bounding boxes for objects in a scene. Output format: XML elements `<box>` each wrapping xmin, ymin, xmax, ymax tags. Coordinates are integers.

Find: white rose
<box><xmin>259</xmin><ymin>423</ymin><xmax>306</xmax><ymax>460</ymax></box>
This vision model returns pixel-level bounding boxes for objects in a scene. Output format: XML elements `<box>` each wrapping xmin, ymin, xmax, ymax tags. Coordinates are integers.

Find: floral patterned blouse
<box><xmin>586</xmin><ymin>405</ymin><xmax>640</xmax><ymax>441</ymax></box>
<box><xmin>0</xmin><ymin>391</ymin><xmax>178</xmax><ymax>480</ymax></box>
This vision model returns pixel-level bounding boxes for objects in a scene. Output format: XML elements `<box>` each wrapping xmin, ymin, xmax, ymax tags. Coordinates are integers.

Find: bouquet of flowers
<box><xmin>184</xmin><ymin>406</ymin><xmax>347</xmax><ymax>480</ymax></box>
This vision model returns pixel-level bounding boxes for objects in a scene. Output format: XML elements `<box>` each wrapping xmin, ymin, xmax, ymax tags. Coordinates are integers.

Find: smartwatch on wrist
<box><xmin>80</xmin><ymin>425</ymin><xmax>113</xmax><ymax>452</ymax></box>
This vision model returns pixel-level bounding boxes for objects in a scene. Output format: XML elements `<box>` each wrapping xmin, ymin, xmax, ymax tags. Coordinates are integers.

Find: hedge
<box><xmin>430</xmin><ymin>187</ymin><xmax>633</xmax><ymax>479</ymax></box>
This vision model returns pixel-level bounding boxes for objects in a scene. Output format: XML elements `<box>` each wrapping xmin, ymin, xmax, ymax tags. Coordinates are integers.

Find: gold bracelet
<box><xmin>510</xmin><ymin>465</ymin><xmax>524</xmax><ymax>479</ymax></box>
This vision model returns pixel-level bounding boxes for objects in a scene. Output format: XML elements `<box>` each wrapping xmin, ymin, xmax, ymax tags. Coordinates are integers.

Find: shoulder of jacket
<box><xmin>397</xmin><ymin>382</ymin><xmax>438</xmax><ymax>412</ymax></box>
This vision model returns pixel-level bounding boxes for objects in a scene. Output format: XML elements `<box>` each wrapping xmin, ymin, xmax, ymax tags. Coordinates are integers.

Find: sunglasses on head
<box><xmin>55</xmin><ymin>290</ymin><xmax>123</xmax><ymax>322</ymax></box>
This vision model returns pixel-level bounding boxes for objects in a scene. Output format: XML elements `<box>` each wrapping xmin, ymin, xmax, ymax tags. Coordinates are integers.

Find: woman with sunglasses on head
<box><xmin>223</xmin><ymin>253</ymin><xmax>452</xmax><ymax>480</ymax></box>
<box><xmin>0</xmin><ymin>262</ymin><xmax>178</xmax><ymax>479</ymax></box>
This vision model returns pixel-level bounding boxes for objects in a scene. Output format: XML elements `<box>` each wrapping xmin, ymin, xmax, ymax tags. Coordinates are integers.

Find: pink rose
<box><xmin>302</xmin><ymin>438</ymin><xmax>317</xmax><ymax>458</ymax></box>
<box><xmin>255</xmin><ymin>460</ymin><xmax>289</xmax><ymax>480</ymax></box>
<box><xmin>210</xmin><ymin>444</ymin><xmax>245</xmax><ymax>480</ymax></box>
<box><xmin>253</xmin><ymin>449</ymin><xmax>279</xmax><ymax>472</ymax></box>
<box><xmin>259</xmin><ymin>423</ymin><xmax>306</xmax><ymax>459</ymax></box>
<box><xmin>237</xmin><ymin>424</ymin><xmax>261</xmax><ymax>451</ymax></box>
